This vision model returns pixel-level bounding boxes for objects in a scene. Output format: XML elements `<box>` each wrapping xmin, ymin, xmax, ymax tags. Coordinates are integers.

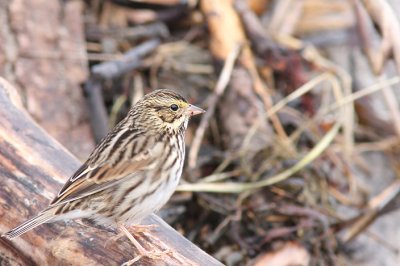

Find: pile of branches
<box><xmin>83</xmin><ymin>0</ymin><xmax>400</xmax><ymax>265</ymax></box>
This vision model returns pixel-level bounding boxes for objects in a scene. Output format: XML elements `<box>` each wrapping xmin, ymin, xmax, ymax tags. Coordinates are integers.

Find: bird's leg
<box><xmin>119</xmin><ymin>225</ymin><xmax>171</xmax><ymax>266</ymax></box>
<box><xmin>105</xmin><ymin>224</ymin><xmax>153</xmax><ymax>248</ymax></box>
<box><xmin>119</xmin><ymin>225</ymin><xmax>148</xmax><ymax>254</ymax></box>
<box><xmin>125</xmin><ymin>224</ymin><xmax>193</xmax><ymax>266</ymax></box>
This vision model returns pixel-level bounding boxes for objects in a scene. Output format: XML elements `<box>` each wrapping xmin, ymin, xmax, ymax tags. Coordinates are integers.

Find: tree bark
<box><xmin>0</xmin><ymin>0</ymin><xmax>95</xmax><ymax>160</ymax></box>
<box><xmin>0</xmin><ymin>78</ymin><xmax>222</xmax><ymax>266</ymax></box>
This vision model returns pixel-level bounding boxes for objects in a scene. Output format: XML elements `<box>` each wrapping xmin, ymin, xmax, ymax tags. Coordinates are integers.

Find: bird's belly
<box><xmin>116</xmin><ymin>166</ymin><xmax>183</xmax><ymax>225</ymax></box>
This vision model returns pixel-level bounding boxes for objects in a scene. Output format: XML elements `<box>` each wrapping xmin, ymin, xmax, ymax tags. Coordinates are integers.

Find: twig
<box><xmin>275</xmin><ymin>35</ymin><xmax>355</xmax><ymax>156</ymax></box>
<box><xmin>319</xmin><ymin>76</ymin><xmax>400</xmax><ymax>117</ymax></box>
<box><xmin>201</xmin><ymin>0</ymin><xmax>290</xmax><ymax>144</ymax></box>
<box><xmin>84</xmin><ymin>79</ymin><xmax>109</xmax><ymax>143</ymax></box>
<box><xmin>132</xmin><ymin>73</ymin><xmax>145</xmax><ymax>106</ymax></box>
<box><xmin>91</xmin><ymin>39</ymin><xmax>161</xmax><ymax>79</ymax></box>
<box><xmin>358</xmin><ymin>0</ymin><xmax>400</xmax><ymax>74</ymax></box>
<box><xmin>301</xmin><ymin>44</ymin><xmax>354</xmax><ymax>156</ymax></box>
<box><xmin>356</xmin><ymin>0</ymin><xmax>400</xmax><ymax>136</ymax></box>
<box><xmin>364</xmin><ymin>230</ymin><xmax>400</xmax><ymax>255</ymax></box>
<box><xmin>178</xmin><ymin>122</ymin><xmax>340</xmax><ymax>193</ymax></box>
<box><xmin>234</xmin><ymin>0</ymin><xmax>281</xmax><ymax>56</ymax></box>
<box><xmin>268</xmin><ymin>0</ymin><xmax>305</xmax><ymax>35</ymax></box>
<box><xmin>197</xmin><ymin>170</ymin><xmax>241</xmax><ymax>183</ymax></box>
<box><xmin>381</xmin><ymin>77</ymin><xmax>400</xmax><ymax>137</ymax></box>
<box><xmin>240</xmin><ymin>75</ymin><xmax>400</xmax><ymax>179</ymax></box>
<box><xmin>354</xmin><ymin>137</ymin><xmax>399</xmax><ymax>153</ymax></box>
<box><xmin>241</xmin><ymin>72</ymin><xmax>331</xmax><ymax>151</ymax></box>
<box><xmin>109</xmin><ymin>94</ymin><xmax>127</xmax><ymax>127</ymax></box>
<box><xmin>87</xmin><ymin>53</ymin><xmax>123</xmax><ymax>61</ymax></box>
<box><xmin>340</xmin><ymin>179</ymin><xmax>400</xmax><ymax>242</ymax></box>
<box><xmin>125</xmin><ymin>4</ymin><xmax>189</xmax><ymax>24</ymax></box>
<box><xmin>112</xmin><ymin>0</ymin><xmax>190</xmax><ymax>9</ymax></box>
<box><xmin>188</xmin><ymin>44</ymin><xmax>242</xmax><ymax>169</ymax></box>
<box><xmin>278</xmin><ymin>76</ymin><xmax>400</xmax><ymax>157</ymax></box>
<box><xmin>86</xmin><ymin>22</ymin><xmax>169</xmax><ymax>41</ymax></box>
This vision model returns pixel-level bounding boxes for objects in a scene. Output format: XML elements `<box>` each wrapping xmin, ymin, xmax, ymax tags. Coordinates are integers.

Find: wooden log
<box><xmin>0</xmin><ymin>78</ymin><xmax>222</xmax><ymax>266</ymax></box>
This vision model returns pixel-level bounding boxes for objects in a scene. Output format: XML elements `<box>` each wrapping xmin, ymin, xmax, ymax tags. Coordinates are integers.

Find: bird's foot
<box><xmin>119</xmin><ymin>224</ymin><xmax>190</xmax><ymax>265</ymax></box>
<box><xmin>128</xmin><ymin>224</ymin><xmax>158</xmax><ymax>234</ymax></box>
<box><xmin>107</xmin><ymin>224</ymin><xmax>158</xmax><ymax>247</ymax></box>
<box><xmin>119</xmin><ymin>225</ymin><xmax>171</xmax><ymax>265</ymax></box>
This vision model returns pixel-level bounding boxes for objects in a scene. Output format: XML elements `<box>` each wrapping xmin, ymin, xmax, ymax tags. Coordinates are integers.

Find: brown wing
<box><xmin>50</xmin><ymin>133</ymin><xmax>162</xmax><ymax>206</ymax></box>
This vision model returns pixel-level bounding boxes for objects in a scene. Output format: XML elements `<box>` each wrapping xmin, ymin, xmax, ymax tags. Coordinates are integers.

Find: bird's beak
<box><xmin>186</xmin><ymin>104</ymin><xmax>205</xmax><ymax>116</ymax></box>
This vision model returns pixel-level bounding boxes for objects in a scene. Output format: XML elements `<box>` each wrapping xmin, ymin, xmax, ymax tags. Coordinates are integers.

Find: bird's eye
<box><xmin>170</xmin><ymin>104</ymin><xmax>179</xmax><ymax>111</ymax></box>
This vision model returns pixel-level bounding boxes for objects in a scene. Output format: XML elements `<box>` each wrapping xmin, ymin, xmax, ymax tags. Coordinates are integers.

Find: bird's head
<box><xmin>132</xmin><ymin>90</ymin><xmax>205</xmax><ymax>135</ymax></box>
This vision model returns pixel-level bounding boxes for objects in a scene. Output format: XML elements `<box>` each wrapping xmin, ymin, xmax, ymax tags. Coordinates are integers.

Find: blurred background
<box><xmin>1</xmin><ymin>0</ymin><xmax>400</xmax><ymax>265</ymax></box>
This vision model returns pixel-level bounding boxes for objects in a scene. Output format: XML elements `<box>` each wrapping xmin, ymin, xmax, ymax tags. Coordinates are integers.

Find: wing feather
<box><xmin>50</xmin><ymin>134</ymin><xmax>162</xmax><ymax>206</ymax></box>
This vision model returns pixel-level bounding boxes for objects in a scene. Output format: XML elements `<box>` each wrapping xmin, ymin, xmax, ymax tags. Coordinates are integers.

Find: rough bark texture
<box><xmin>0</xmin><ymin>80</ymin><xmax>222</xmax><ymax>266</ymax></box>
<box><xmin>0</xmin><ymin>0</ymin><xmax>94</xmax><ymax>160</ymax></box>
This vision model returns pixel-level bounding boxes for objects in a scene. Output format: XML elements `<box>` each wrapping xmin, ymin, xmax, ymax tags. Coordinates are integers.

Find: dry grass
<box><xmin>83</xmin><ymin>0</ymin><xmax>400</xmax><ymax>265</ymax></box>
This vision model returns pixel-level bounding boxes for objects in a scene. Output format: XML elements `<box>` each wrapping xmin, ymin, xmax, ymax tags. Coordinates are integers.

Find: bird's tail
<box><xmin>2</xmin><ymin>211</ymin><xmax>53</xmax><ymax>239</ymax></box>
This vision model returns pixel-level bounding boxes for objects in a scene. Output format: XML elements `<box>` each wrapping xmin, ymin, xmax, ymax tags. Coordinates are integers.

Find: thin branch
<box><xmin>179</xmin><ymin>122</ymin><xmax>340</xmax><ymax>193</ymax></box>
<box><xmin>188</xmin><ymin>44</ymin><xmax>242</xmax><ymax>169</ymax></box>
